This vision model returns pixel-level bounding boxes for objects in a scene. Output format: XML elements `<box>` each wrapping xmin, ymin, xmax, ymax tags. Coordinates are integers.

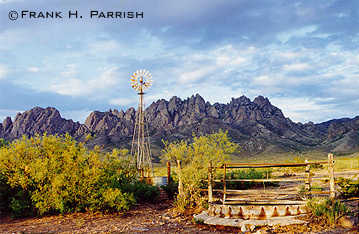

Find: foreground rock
<box><xmin>194</xmin><ymin>211</ymin><xmax>307</xmax><ymax>231</ymax></box>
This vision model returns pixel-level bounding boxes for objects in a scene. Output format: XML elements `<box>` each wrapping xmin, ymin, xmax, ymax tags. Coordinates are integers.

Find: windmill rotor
<box><xmin>130</xmin><ymin>69</ymin><xmax>152</xmax><ymax>92</ymax></box>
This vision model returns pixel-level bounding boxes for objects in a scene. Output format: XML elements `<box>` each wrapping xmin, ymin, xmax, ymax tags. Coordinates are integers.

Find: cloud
<box><xmin>283</xmin><ymin>63</ymin><xmax>311</xmax><ymax>72</ymax></box>
<box><xmin>88</xmin><ymin>40</ymin><xmax>120</xmax><ymax>54</ymax></box>
<box><xmin>60</xmin><ymin>64</ymin><xmax>77</xmax><ymax>77</ymax></box>
<box><xmin>271</xmin><ymin>97</ymin><xmax>336</xmax><ymax>123</ymax></box>
<box><xmin>50</xmin><ymin>66</ymin><xmax>121</xmax><ymax>97</ymax></box>
<box><xmin>0</xmin><ymin>108</ymin><xmax>23</xmax><ymax>122</ymax></box>
<box><xmin>27</xmin><ymin>67</ymin><xmax>40</xmax><ymax>73</ymax></box>
<box><xmin>0</xmin><ymin>0</ymin><xmax>358</xmax><ymax>124</ymax></box>
<box><xmin>0</xmin><ymin>64</ymin><xmax>8</xmax><ymax>79</ymax></box>
<box><xmin>178</xmin><ymin>66</ymin><xmax>216</xmax><ymax>84</ymax></box>
<box><xmin>61</xmin><ymin>109</ymin><xmax>92</xmax><ymax>123</ymax></box>
<box><xmin>0</xmin><ymin>0</ymin><xmax>22</xmax><ymax>4</ymax></box>
<box><xmin>109</xmin><ymin>98</ymin><xmax>135</xmax><ymax>106</ymax></box>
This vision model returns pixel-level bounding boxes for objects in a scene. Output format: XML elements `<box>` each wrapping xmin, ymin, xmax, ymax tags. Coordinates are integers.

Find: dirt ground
<box><xmin>0</xmin><ymin>169</ymin><xmax>358</xmax><ymax>233</ymax></box>
<box><xmin>0</xmin><ymin>200</ymin><xmax>242</xmax><ymax>234</ymax></box>
<box><xmin>0</xmin><ymin>199</ymin><xmax>358</xmax><ymax>233</ymax></box>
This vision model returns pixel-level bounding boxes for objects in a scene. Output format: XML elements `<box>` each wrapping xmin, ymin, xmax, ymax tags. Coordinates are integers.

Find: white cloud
<box><xmin>28</xmin><ymin>67</ymin><xmax>40</xmax><ymax>73</ymax></box>
<box><xmin>61</xmin><ymin>109</ymin><xmax>92</xmax><ymax>123</ymax></box>
<box><xmin>0</xmin><ymin>29</ymin><xmax>28</xmax><ymax>50</ymax></box>
<box><xmin>271</xmin><ymin>97</ymin><xmax>336</xmax><ymax>123</ymax></box>
<box><xmin>0</xmin><ymin>0</ymin><xmax>22</xmax><ymax>4</ymax></box>
<box><xmin>277</xmin><ymin>25</ymin><xmax>317</xmax><ymax>43</ymax></box>
<box><xmin>252</xmin><ymin>75</ymin><xmax>277</xmax><ymax>86</ymax></box>
<box><xmin>283</xmin><ymin>63</ymin><xmax>310</xmax><ymax>72</ymax></box>
<box><xmin>88</xmin><ymin>40</ymin><xmax>120</xmax><ymax>53</ymax></box>
<box><xmin>178</xmin><ymin>66</ymin><xmax>216</xmax><ymax>84</ymax></box>
<box><xmin>60</xmin><ymin>64</ymin><xmax>77</xmax><ymax>77</ymax></box>
<box><xmin>0</xmin><ymin>64</ymin><xmax>8</xmax><ymax>79</ymax></box>
<box><xmin>50</xmin><ymin>66</ymin><xmax>121</xmax><ymax>96</ymax></box>
<box><xmin>277</xmin><ymin>51</ymin><xmax>299</xmax><ymax>59</ymax></box>
<box><xmin>109</xmin><ymin>98</ymin><xmax>135</xmax><ymax>106</ymax></box>
<box><xmin>0</xmin><ymin>108</ymin><xmax>23</xmax><ymax>121</ymax></box>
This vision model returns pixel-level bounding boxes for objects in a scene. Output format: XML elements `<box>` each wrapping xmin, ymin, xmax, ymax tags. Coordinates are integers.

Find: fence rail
<box><xmin>207</xmin><ymin>153</ymin><xmax>336</xmax><ymax>205</ymax></box>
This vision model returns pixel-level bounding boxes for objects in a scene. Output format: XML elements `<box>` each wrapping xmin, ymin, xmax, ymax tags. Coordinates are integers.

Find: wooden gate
<box><xmin>207</xmin><ymin>153</ymin><xmax>336</xmax><ymax>205</ymax></box>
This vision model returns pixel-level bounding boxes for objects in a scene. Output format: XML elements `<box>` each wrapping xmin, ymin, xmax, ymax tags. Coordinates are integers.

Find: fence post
<box><xmin>328</xmin><ymin>153</ymin><xmax>335</xmax><ymax>199</ymax></box>
<box><xmin>305</xmin><ymin>159</ymin><xmax>311</xmax><ymax>191</ymax></box>
<box><xmin>177</xmin><ymin>160</ymin><xmax>184</xmax><ymax>197</ymax></box>
<box><xmin>208</xmin><ymin>161</ymin><xmax>213</xmax><ymax>203</ymax></box>
<box><xmin>223</xmin><ymin>164</ymin><xmax>227</xmax><ymax>205</ymax></box>
<box><xmin>167</xmin><ymin>161</ymin><xmax>171</xmax><ymax>184</ymax></box>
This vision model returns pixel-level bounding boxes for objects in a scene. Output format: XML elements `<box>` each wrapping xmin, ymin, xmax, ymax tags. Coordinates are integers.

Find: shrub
<box><xmin>218</xmin><ymin>168</ymin><xmax>274</xmax><ymax>190</ymax></box>
<box><xmin>306</xmin><ymin>198</ymin><xmax>349</xmax><ymax>226</ymax></box>
<box><xmin>0</xmin><ymin>134</ymin><xmax>138</xmax><ymax>216</ymax></box>
<box><xmin>161</xmin><ymin>130</ymin><xmax>239</xmax><ymax>213</ymax></box>
<box><xmin>161</xmin><ymin>181</ymin><xmax>178</xmax><ymax>199</ymax></box>
<box><xmin>121</xmin><ymin>181</ymin><xmax>160</xmax><ymax>203</ymax></box>
<box><xmin>337</xmin><ymin>177</ymin><xmax>359</xmax><ymax>198</ymax></box>
<box><xmin>0</xmin><ymin>138</ymin><xmax>8</xmax><ymax>148</ymax></box>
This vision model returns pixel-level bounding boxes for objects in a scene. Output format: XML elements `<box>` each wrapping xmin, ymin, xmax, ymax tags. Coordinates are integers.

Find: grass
<box><xmin>333</xmin><ymin>153</ymin><xmax>359</xmax><ymax>170</ymax></box>
<box><xmin>153</xmin><ymin>151</ymin><xmax>359</xmax><ymax>177</ymax></box>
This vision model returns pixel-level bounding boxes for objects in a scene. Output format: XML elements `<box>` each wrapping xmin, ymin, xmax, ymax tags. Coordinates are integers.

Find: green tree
<box><xmin>162</xmin><ymin>130</ymin><xmax>239</xmax><ymax>212</ymax></box>
<box><xmin>0</xmin><ymin>134</ymin><xmax>137</xmax><ymax>216</ymax></box>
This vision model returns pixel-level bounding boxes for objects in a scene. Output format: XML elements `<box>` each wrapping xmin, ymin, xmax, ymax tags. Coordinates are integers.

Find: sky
<box><xmin>0</xmin><ymin>0</ymin><xmax>358</xmax><ymax>124</ymax></box>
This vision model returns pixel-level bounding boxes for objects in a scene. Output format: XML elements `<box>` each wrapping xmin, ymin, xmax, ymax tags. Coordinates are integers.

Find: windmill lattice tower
<box><xmin>130</xmin><ymin>69</ymin><xmax>153</xmax><ymax>179</ymax></box>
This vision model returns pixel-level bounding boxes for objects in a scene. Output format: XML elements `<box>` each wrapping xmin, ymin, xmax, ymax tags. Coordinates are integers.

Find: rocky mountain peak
<box><xmin>1</xmin><ymin>95</ymin><xmax>358</xmax><ymax>155</ymax></box>
<box><xmin>253</xmin><ymin>95</ymin><xmax>271</xmax><ymax>107</ymax></box>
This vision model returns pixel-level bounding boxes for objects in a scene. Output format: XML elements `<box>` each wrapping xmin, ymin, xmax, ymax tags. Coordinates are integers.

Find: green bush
<box><xmin>216</xmin><ymin>168</ymin><xmax>274</xmax><ymax>190</ymax></box>
<box><xmin>306</xmin><ymin>198</ymin><xmax>348</xmax><ymax>226</ymax></box>
<box><xmin>0</xmin><ymin>138</ymin><xmax>8</xmax><ymax>148</ymax></box>
<box><xmin>121</xmin><ymin>181</ymin><xmax>160</xmax><ymax>203</ymax></box>
<box><xmin>162</xmin><ymin>130</ymin><xmax>239</xmax><ymax>213</ymax></box>
<box><xmin>0</xmin><ymin>134</ymin><xmax>138</xmax><ymax>216</ymax></box>
<box><xmin>161</xmin><ymin>181</ymin><xmax>178</xmax><ymax>199</ymax></box>
<box><xmin>337</xmin><ymin>177</ymin><xmax>359</xmax><ymax>198</ymax></box>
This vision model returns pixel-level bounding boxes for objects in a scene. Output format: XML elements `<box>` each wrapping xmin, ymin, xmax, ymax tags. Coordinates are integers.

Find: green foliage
<box><xmin>161</xmin><ymin>181</ymin><xmax>178</xmax><ymax>199</ymax></box>
<box><xmin>161</xmin><ymin>130</ymin><xmax>239</xmax><ymax>212</ymax></box>
<box><xmin>0</xmin><ymin>134</ymin><xmax>138</xmax><ymax>216</ymax></box>
<box><xmin>217</xmin><ymin>168</ymin><xmax>274</xmax><ymax>190</ymax></box>
<box><xmin>0</xmin><ymin>174</ymin><xmax>15</xmax><ymax>213</ymax></box>
<box><xmin>306</xmin><ymin>198</ymin><xmax>349</xmax><ymax>226</ymax></box>
<box><xmin>0</xmin><ymin>138</ymin><xmax>8</xmax><ymax>148</ymax></box>
<box><xmin>121</xmin><ymin>181</ymin><xmax>160</xmax><ymax>203</ymax></box>
<box><xmin>337</xmin><ymin>177</ymin><xmax>359</xmax><ymax>198</ymax></box>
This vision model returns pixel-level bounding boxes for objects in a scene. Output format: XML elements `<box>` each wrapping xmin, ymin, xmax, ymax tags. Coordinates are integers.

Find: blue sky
<box><xmin>0</xmin><ymin>0</ymin><xmax>358</xmax><ymax>123</ymax></box>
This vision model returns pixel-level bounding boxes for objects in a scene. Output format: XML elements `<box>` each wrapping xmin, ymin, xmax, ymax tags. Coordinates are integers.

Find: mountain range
<box><xmin>1</xmin><ymin>94</ymin><xmax>358</xmax><ymax>158</ymax></box>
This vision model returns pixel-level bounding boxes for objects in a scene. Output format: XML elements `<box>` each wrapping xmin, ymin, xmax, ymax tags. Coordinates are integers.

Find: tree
<box><xmin>162</xmin><ymin>130</ymin><xmax>239</xmax><ymax>212</ymax></box>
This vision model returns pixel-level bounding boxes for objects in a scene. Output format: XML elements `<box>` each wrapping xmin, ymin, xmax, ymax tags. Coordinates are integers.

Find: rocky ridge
<box><xmin>1</xmin><ymin>94</ymin><xmax>358</xmax><ymax>155</ymax></box>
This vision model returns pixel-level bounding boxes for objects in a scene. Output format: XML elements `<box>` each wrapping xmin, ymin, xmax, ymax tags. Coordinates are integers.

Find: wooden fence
<box><xmin>207</xmin><ymin>153</ymin><xmax>336</xmax><ymax>205</ymax></box>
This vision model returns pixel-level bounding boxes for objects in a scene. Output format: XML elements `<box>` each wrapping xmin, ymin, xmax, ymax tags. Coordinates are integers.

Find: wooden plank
<box><xmin>208</xmin><ymin>161</ymin><xmax>213</xmax><ymax>203</ymax></box>
<box><xmin>177</xmin><ymin>160</ymin><xmax>184</xmax><ymax>197</ymax></box>
<box><xmin>199</xmin><ymin>189</ymin><xmax>330</xmax><ymax>195</ymax></box>
<box><xmin>329</xmin><ymin>153</ymin><xmax>335</xmax><ymax>198</ymax></box>
<box><xmin>167</xmin><ymin>161</ymin><xmax>171</xmax><ymax>184</ymax></box>
<box><xmin>225</xmin><ymin>190</ymin><xmax>300</xmax><ymax>195</ymax></box>
<box><xmin>214</xmin><ymin>178</ymin><xmax>306</xmax><ymax>182</ymax></box>
<box><xmin>208</xmin><ymin>176</ymin><xmax>329</xmax><ymax>183</ymax></box>
<box><xmin>216</xmin><ymin>161</ymin><xmax>328</xmax><ymax>169</ymax></box>
<box><xmin>223</xmin><ymin>164</ymin><xmax>227</xmax><ymax>205</ymax></box>
<box><xmin>305</xmin><ymin>159</ymin><xmax>312</xmax><ymax>191</ymax></box>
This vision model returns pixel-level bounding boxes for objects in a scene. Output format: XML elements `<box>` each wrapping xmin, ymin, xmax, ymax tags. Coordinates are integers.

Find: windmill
<box><xmin>130</xmin><ymin>69</ymin><xmax>153</xmax><ymax>180</ymax></box>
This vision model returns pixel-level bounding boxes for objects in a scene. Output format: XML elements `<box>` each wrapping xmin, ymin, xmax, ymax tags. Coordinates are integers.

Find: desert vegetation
<box><xmin>0</xmin><ymin>134</ymin><xmax>159</xmax><ymax>217</ymax></box>
<box><xmin>161</xmin><ymin>130</ymin><xmax>239</xmax><ymax>213</ymax></box>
